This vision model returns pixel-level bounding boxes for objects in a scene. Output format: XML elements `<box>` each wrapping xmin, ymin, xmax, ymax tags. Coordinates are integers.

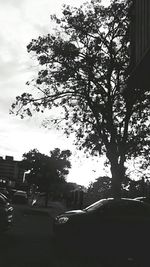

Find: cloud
<box><xmin>0</xmin><ymin>110</ymin><xmax>73</xmax><ymax>157</ymax></box>
<box><xmin>1</xmin><ymin>0</ymin><xmax>25</xmax><ymax>8</ymax></box>
<box><xmin>0</xmin><ymin>0</ymin><xmax>87</xmax><ymax>88</ymax></box>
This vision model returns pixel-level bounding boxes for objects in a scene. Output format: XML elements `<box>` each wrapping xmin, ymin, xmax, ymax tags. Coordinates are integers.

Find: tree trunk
<box><xmin>106</xmin><ymin>141</ymin><xmax>126</xmax><ymax>199</ymax></box>
<box><xmin>110</xmin><ymin>161</ymin><xmax>125</xmax><ymax>199</ymax></box>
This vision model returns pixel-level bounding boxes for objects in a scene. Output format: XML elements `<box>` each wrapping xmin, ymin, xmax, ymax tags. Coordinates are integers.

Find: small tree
<box><xmin>21</xmin><ymin>148</ymin><xmax>71</xmax><ymax>206</ymax></box>
<box><xmin>88</xmin><ymin>176</ymin><xmax>112</xmax><ymax>201</ymax></box>
<box><xmin>11</xmin><ymin>0</ymin><xmax>150</xmax><ymax>198</ymax></box>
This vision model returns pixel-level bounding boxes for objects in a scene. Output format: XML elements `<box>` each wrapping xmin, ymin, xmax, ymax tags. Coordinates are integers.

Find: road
<box><xmin>0</xmin><ymin>203</ymin><xmax>143</xmax><ymax>267</ymax></box>
<box><xmin>0</xmin><ymin>204</ymin><xmax>101</xmax><ymax>267</ymax></box>
<box><xmin>0</xmin><ymin>205</ymin><xmax>55</xmax><ymax>267</ymax></box>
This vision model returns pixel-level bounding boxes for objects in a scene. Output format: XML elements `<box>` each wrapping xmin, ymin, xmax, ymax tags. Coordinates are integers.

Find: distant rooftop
<box><xmin>0</xmin><ymin>156</ymin><xmax>14</xmax><ymax>161</ymax></box>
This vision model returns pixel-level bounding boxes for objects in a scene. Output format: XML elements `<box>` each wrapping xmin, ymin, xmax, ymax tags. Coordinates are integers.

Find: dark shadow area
<box><xmin>52</xmin><ymin>198</ymin><xmax>150</xmax><ymax>267</ymax></box>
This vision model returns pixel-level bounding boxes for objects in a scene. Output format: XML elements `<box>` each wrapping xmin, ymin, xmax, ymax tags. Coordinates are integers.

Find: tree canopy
<box><xmin>11</xmin><ymin>0</ymin><xmax>150</xmax><ymax>198</ymax></box>
<box><xmin>88</xmin><ymin>176</ymin><xmax>112</xmax><ymax>200</ymax></box>
<box><xmin>87</xmin><ymin>175</ymin><xmax>150</xmax><ymax>204</ymax></box>
<box><xmin>21</xmin><ymin>148</ymin><xmax>72</xmax><ymax>193</ymax></box>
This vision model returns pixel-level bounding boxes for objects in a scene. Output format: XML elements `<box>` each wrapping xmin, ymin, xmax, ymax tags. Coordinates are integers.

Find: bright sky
<box><xmin>0</xmin><ymin>0</ymin><xmax>111</xmax><ymax>187</ymax></box>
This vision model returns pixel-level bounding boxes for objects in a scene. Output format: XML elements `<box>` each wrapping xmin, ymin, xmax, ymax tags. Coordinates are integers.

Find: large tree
<box><xmin>11</xmin><ymin>0</ymin><xmax>150</xmax><ymax>198</ymax></box>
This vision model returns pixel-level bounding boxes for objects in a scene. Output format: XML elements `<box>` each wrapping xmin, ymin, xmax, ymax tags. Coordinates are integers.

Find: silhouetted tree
<box><xmin>126</xmin><ymin>178</ymin><xmax>149</xmax><ymax>198</ymax></box>
<box><xmin>88</xmin><ymin>176</ymin><xmax>112</xmax><ymax>201</ymax></box>
<box><xmin>11</xmin><ymin>0</ymin><xmax>150</xmax><ymax>198</ymax></box>
<box><xmin>21</xmin><ymin>148</ymin><xmax>71</xmax><ymax>206</ymax></box>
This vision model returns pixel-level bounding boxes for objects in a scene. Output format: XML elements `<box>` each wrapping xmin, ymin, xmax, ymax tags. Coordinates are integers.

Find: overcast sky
<box><xmin>0</xmin><ymin>0</ymin><xmax>110</xmax><ymax>187</ymax></box>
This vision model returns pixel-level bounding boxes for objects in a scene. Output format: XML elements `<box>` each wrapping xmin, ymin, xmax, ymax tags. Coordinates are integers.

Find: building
<box><xmin>128</xmin><ymin>0</ymin><xmax>150</xmax><ymax>90</ymax></box>
<box><xmin>0</xmin><ymin>156</ymin><xmax>25</xmax><ymax>187</ymax></box>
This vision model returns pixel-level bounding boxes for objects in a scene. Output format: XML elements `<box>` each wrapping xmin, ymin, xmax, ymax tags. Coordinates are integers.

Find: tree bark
<box><xmin>111</xmin><ymin>165</ymin><xmax>121</xmax><ymax>199</ymax></box>
<box><xmin>109</xmin><ymin>150</ymin><xmax>125</xmax><ymax>198</ymax></box>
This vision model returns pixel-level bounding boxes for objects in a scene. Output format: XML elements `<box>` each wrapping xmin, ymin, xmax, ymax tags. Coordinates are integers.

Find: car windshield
<box><xmin>84</xmin><ymin>199</ymin><xmax>109</xmax><ymax>212</ymax></box>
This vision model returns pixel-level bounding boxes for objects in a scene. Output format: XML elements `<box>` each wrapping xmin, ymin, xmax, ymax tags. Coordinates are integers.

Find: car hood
<box><xmin>62</xmin><ymin>209</ymin><xmax>86</xmax><ymax>216</ymax></box>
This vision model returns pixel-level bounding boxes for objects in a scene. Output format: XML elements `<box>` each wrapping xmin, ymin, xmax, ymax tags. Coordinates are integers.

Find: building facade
<box><xmin>128</xmin><ymin>0</ymin><xmax>150</xmax><ymax>90</ymax></box>
<box><xmin>0</xmin><ymin>156</ymin><xmax>25</xmax><ymax>186</ymax></box>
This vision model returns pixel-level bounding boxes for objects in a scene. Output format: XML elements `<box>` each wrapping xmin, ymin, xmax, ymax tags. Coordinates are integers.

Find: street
<box><xmin>0</xmin><ymin>203</ymin><xmax>144</xmax><ymax>267</ymax></box>
<box><xmin>0</xmin><ymin>205</ymin><xmax>54</xmax><ymax>267</ymax></box>
<box><xmin>0</xmin><ymin>204</ymin><xmax>101</xmax><ymax>267</ymax></box>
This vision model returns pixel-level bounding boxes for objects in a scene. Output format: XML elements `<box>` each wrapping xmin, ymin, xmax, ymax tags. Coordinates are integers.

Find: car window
<box><xmin>84</xmin><ymin>199</ymin><xmax>110</xmax><ymax>212</ymax></box>
<box><xmin>103</xmin><ymin>200</ymin><xmax>150</xmax><ymax>217</ymax></box>
<box><xmin>84</xmin><ymin>199</ymin><xmax>150</xmax><ymax>217</ymax></box>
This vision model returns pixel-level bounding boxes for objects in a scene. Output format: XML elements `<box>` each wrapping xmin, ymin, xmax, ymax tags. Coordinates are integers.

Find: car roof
<box><xmin>87</xmin><ymin>198</ymin><xmax>140</xmax><ymax>205</ymax></box>
<box><xmin>134</xmin><ymin>197</ymin><xmax>150</xmax><ymax>202</ymax></box>
<box><xmin>84</xmin><ymin>197</ymin><xmax>147</xmax><ymax>212</ymax></box>
<box><xmin>14</xmin><ymin>190</ymin><xmax>27</xmax><ymax>196</ymax></box>
<box><xmin>135</xmin><ymin>197</ymin><xmax>149</xmax><ymax>200</ymax></box>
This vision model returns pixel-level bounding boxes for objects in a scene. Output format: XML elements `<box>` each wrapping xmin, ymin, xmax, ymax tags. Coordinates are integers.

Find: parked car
<box><xmin>0</xmin><ymin>192</ymin><xmax>14</xmax><ymax>232</ymax></box>
<box><xmin>12</xmin><ymin>190</ymin><xmax>28</xmax><ymax>205</ymax></box>
<box><xmin>7</xmin><ymin>188</ymin><xmax>17</xmax><ymax>201</ymax></box>
<box><xmin>0</xmin><ymin>187</ymin><xmax>10</xmax><ymax>198</ymax></box>
<box><xmin>134</xmin><ymin>196</ymin><xmax>150</xmax><ymax>204</ymax></box>
<box><xmin>53</xmin><ymin>198</ymin><xmax>150</xmax><ymax>261</ymax></box>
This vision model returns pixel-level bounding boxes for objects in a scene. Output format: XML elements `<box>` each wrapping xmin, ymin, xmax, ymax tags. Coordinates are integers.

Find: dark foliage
<box><xmin>11</xmin><ymin>0</ymin><xmax>150</xmax><ymax>197</ymax></box>
<box><xmin>21</xmin><ymin>148</ymin><xmax>71</xmax><ymax>193</ymax></box>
